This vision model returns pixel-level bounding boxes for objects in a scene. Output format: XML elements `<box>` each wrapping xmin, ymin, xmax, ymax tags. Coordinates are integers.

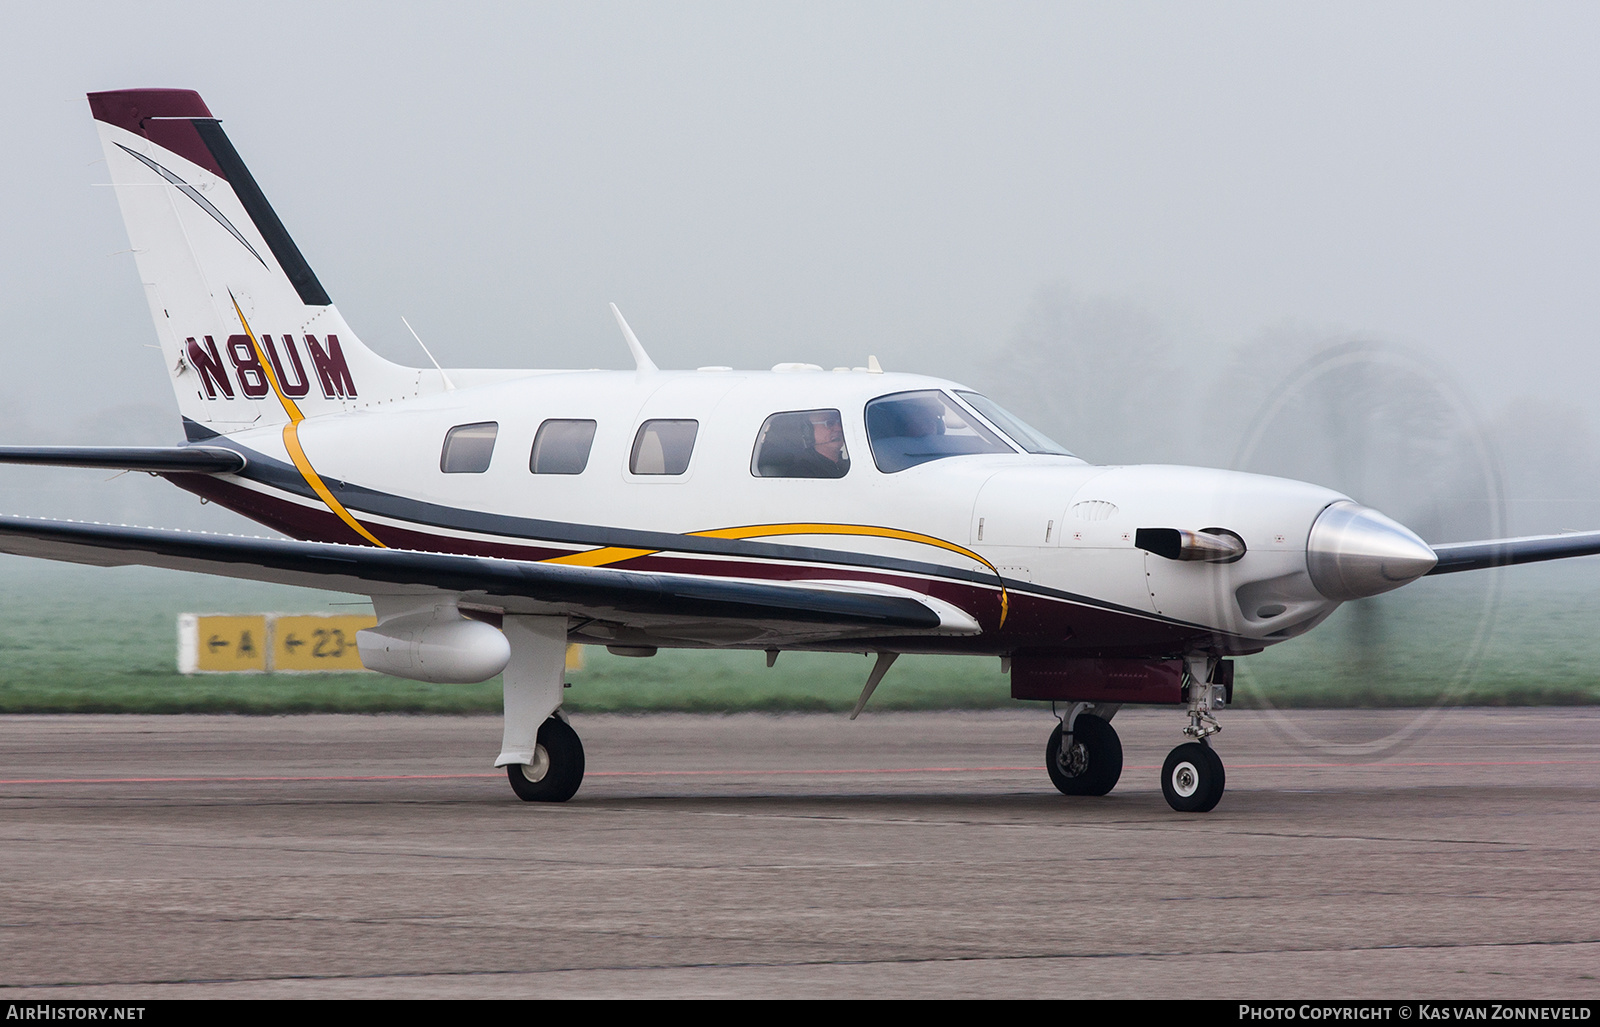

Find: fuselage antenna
<box><xmin>610</xmin><ymin>303</ymin><xmax>659</xmax><ymax>373</ymax></box>
<box><xmin>402</xmin><ymin>316</ymin><xmax>456</xmax><ymax>391</ymax></box>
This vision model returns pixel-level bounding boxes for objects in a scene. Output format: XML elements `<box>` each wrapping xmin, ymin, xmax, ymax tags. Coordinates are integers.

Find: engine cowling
<box><xmin>356</xmin><ymin>607</ymin><xmax>511</xmax><ymax>683</ymax></box>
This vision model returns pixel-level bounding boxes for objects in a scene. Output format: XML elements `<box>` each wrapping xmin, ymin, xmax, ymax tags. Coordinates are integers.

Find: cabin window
<box><xmin>630</xmin><ymin>419</ymin><xmax>698</xmax><ymax>475</ymax></box>
<box><xmin>751</xmin><ymin>409</ymin><xmax>850</xmax><ymax>478</ymax></box>
<box><xmin>955</xmin><ymin>391</ymin><xmax>1074</xmax><ymax>456</ymax></box>
<box><xmin>864</xmin><ymin>390</ymin><xmax>1013</xmax><ymax>472</ymax></box>
<box><xmin>440</xmin><ymin>421</ymin><xmax>499</xmax><ymax>473</ymax></box>
<box><xmin>530</xmin><ymin>419</ymin><xmax>598</xmax><ymax>474</ymax></box>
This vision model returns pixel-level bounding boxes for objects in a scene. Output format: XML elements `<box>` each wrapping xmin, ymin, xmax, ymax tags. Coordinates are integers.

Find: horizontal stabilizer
<box><xmin>0</xmin><ymin>516</ymin><xmax>947</xmax><ymax>635</ymax></box>
<box><xmin>0</xmin><ymin>446</ymin><xmax>245</xmax><ymax>474</ymax></box>
<box><xmin>1428</xmin><ymin>530</ymin><xmax>1600</xmax><ymax>575</ymax></box>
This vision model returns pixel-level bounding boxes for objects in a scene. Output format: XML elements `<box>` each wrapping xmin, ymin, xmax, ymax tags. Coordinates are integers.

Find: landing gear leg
<box><xmin>1160</xmin><ymin>655</ymin><xmax>1229</xmax><ymax>813</ymax></box>
<box><xmin>495</xmin><ymin>616</ymin><xmax>585</xmax><ymax>802</ymax></box>
<box><xmin>1046</xmin><ymin>702</ymin><xmax>1123</xmax><ymax>796</ymax></box>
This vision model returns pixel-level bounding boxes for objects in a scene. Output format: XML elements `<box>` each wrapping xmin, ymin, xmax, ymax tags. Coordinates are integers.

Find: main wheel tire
<box><xmin>1045</xmin><ymin>714</ymin><xmax>1124</xmax><ymax>796</ymax></box>
<box><xmin>1161</xmin><ymin>741</ymin><xmax>1225</xmax><ymax>813</ymax></box>
<box><xmin>507</xmin><ymin>716</ymin><xmax>585</xmax><ymax>802</ymax></box>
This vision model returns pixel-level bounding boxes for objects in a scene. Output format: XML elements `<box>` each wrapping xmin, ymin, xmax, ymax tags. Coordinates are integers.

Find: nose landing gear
<box><xmin>1161</xmin><ymin>740</ymin><xmax>1225</xmax><ymax>812</ymax></box>
<box><xmin>1159</xmin><ymin>655</ymin><xmax>1230</xmax><ymax>812</ymax></box>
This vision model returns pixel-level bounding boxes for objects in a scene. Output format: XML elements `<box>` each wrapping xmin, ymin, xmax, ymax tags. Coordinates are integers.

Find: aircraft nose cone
<box><xmin>1306</xmin><ymin>501</ymin><xmax>1438</xmax><ymax>601</ymax></box>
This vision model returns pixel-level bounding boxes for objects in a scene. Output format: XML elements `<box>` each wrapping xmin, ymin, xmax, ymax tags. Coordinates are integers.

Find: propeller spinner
<box><xmin>1306</xmin><ymin>500</ymin><xmax>1438</xmax><ymax>601</ymax></box>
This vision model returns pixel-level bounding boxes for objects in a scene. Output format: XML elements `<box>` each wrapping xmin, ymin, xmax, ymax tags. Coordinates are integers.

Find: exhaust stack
<box><xmin>1134</xmin><ymin>527</ymin><xmax>1246</xmax><ymax>563</ymax></box>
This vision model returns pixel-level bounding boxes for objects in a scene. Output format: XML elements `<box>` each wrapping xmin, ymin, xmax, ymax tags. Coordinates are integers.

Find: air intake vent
<box><xmin>1071</xmin><ymin>500</ymin><xmax>1118</xmax><ymax>521</ymax></box>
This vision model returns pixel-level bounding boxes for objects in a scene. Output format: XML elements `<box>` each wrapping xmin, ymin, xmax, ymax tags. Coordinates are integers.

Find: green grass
<box><xmin>0</xmin><ymin>554</ymin><xmax>1595</xmax><ymax>713</ymax></box>
<box><xmin>1235</xmin><ymin>559</ymin><xmax>1600</xmax><ymax>707</ymax></box>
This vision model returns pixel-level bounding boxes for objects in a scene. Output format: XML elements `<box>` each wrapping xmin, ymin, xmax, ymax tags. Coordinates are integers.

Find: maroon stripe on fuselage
<box><xmin>169</xmin><ymin>473</ymin><xmax>590</xmax><ymax>559</ymax></box>
<box><xmin>167</xmin><ymin>473</ymin><xmax>391</xmax><ymax>550</ymax></box>
<box><xmin>166</xmin><ymin>474</ymin><xmax>1227</xmax><ymax>657</ymax></box>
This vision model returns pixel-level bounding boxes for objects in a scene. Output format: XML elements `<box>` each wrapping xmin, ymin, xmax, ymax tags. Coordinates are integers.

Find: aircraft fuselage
<box><xmin>168</xmin><ymin>366</ymin><xmax>1365</xmax><ymax>661</ymax></box>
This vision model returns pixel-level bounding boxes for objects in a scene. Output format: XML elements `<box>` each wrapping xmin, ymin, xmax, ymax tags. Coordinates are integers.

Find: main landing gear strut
<box><xmin>495</xmin><ymin>616</ymin><xmax>587</xmax><ymax>803</ymax></box>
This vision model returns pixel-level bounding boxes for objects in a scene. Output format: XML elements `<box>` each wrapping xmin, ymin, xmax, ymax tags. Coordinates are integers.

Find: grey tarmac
<box><xmin>1</xmin><ymin>708</ymin><xmax>1597</xmax><ymax>999</ymax></box>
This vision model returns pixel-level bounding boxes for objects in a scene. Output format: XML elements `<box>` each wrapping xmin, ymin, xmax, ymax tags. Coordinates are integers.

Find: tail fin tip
<box><xmin>88</xmin><ymin>88</ymin><xmax>227</xmax><ymax>182</ymax></box>
<box><xmin>87</xmin><ymin>88</ymin><xmax>214</xmax><ymax>130</ymax></box>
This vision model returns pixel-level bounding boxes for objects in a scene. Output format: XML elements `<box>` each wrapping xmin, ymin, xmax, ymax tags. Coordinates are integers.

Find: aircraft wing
<box><xmin>0</xmin><ymin>516</ymin><xmax>966</xmax><ymax>640</ymax></box>
<box><xmin>0</xmin><ymin>446</ymin><xmax>245</xmax><ymax>473</ymax></box>
<box><xmin>1428</xmin><ymin>530</ymin><xmax>1600</xmax><ymax>574</ymax></box>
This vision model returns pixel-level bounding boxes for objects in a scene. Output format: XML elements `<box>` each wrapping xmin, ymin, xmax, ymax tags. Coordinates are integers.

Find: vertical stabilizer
<box><xmin>89</xmin><ymin>89</ymin><xmax>427</xmax><ymax>436</ymax></box>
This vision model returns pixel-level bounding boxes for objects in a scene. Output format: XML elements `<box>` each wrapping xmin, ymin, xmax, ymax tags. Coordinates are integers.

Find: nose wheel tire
<box><xmin>507</xmin><ymin>716</ymin><xmax>585</xmax><ymax>802</ymax></box>
<box><xmin>1045</xmin><ymin>714</ymin><xmax>1123</xmax><ymax>796</ymax></box>
<box><xmin>1161</xmin><ymin>742</ymin><xmax>1225</xmax><ymax>812</ymax></box>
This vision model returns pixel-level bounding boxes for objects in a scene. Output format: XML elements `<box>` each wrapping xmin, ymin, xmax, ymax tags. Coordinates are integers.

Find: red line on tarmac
<box><xmin>587</xmin><ymin>766</ymin><xmax>1040</xmax><ymax>777</ymax></box>
<box><xmin>0</xmin><ymin>773</ymin><xmax>503</xmax><ymax>785</ymax></box>
<box><xmin>0</xmin><ymin>767</ymin><xmax>1038</xmax><ymax>785</ymax></box>
<box><xmin>0</xmin><ymin>758</ymin><xmax>1595</xmax><ymax>787</ymax></box>
<box><xmin>1225</xmin><ymin>759</ymin><xmax>1600</xmax><ymax>769</ymax></box>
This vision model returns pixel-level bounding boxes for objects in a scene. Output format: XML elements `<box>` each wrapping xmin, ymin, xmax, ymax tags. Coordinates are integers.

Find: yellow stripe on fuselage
<box><xmin>691</xmin><ymin>522</ymin><xmax>988</xmax><ymax>565</ymax></box>
<box><xmin>231</xmin><ymin>295</ymin><xmax>387</xmax><ymax>549</ymax></box>
<box><xmin>545</xmin><ymin>522</ymin><xmax>1009</xmax><ymax>626</ymax></box>
<box><xmin>545</xmin><ymin>546</ymin><xmax>657</xmax><ymax>567</ymax></box>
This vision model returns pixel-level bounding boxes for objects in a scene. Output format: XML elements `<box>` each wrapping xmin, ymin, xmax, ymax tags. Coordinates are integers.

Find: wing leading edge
<box><xmin>1429</xmin><ymin>530</ymin><xmax>1600</xmax><ymax>575</ymax></box>
<box><xmin>0</xmin><ymin>447</ymin><xmax>245</xmax><ymax>473</ymax></box>
<box><xmin>0</xmin><ymin>516</ymin><xmax>961</xmax><ymax>635</ymax></box>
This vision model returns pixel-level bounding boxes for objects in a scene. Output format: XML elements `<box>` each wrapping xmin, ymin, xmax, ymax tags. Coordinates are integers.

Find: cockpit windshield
<box><xmin>954</xmin><ymin>391</ymin><xmax>1074</xmax><ymax>456</ymax></box>
<box><xmin>865</xmin><ymin>390</ymin><xmax>1015</xmax><ymax>472</ymax></box>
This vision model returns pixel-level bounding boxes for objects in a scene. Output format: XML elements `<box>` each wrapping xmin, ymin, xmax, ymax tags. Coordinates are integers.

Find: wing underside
<box><xmin>0</xmin><ymin>516</ymin><xmax>973</xmax><ymax>648</ymax></box>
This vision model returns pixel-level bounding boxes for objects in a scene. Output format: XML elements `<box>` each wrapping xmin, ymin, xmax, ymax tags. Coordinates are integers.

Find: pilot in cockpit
<box><xmin>753</xmin><ymin>409</ymin><xmax>850</xmax><ymax>478</ymax></box>
<box><xmin>792</xmin><ymin>410</ymin><xmax>849</xmax><ymax>477</ymax></box>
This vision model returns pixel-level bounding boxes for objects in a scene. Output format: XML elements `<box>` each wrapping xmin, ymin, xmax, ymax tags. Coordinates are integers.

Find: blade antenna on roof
<box><xmin>402</xmin><ymin>316</ymin><xmax>455</xmax><ymax>391</ymax></box>
<box><xmin>610</xmin><ymin>303</ymin><xmax>659</xmax><ymax>373</ymax></box>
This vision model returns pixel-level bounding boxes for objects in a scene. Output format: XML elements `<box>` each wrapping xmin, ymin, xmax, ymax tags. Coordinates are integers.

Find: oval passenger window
<box><xmin>630</xmin><ymin>419</ymin><xmax>698</xmax><ymax>475</ymax></box>
<box><xmin>531</xmin><ymin>419</ymin><xmax>598</xmax><ymax>474</ymax></box>
<box><xmin>440</xmin><ymin>422</ymin><xmax>499</xmax><ymax>473</ymax></box>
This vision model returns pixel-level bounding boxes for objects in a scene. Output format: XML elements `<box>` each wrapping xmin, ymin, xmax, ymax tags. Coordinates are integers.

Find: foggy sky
<box><xmin>2</xmin><ymin>2</ymin><xmax>1598</xmax><ymax>535</ymax></box>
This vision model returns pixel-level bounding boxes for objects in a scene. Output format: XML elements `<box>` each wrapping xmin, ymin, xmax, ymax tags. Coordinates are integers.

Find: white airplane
<box><xmin>3</xmin><ymin>88</ymin><xmax>1595</xmax><ymax>812</ymax></box>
